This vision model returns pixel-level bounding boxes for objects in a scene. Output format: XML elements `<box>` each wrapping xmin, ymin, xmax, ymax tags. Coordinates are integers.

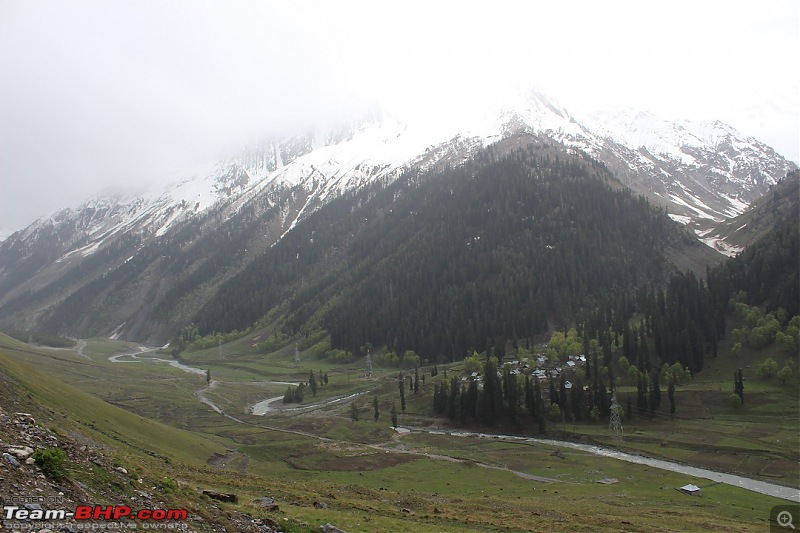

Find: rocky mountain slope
<box><xmin>0</xmin><ymin>90</ymin><xmax>795</xmax><ymax>342</ymax></box>
<box><xmin>698</xmin><ymin>170</ymin><xmax>799</xmax><ymax>256</ymax></box>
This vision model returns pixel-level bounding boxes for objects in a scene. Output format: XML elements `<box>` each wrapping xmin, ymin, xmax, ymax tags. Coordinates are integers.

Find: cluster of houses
<box><xmin>463</xmin><ymin>352</ymin><xmax>587</xmax><ymax>389</ymax></box>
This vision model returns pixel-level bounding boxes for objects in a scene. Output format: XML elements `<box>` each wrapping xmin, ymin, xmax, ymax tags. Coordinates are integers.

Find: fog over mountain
<box><xmin>1</xmin><ymin>0</ymin><xmax>797</xmax><ymax>235</ymax></box>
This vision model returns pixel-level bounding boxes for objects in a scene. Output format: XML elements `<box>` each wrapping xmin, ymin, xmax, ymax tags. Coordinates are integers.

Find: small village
<box><xmin>461</xmin><ymin>350</ymin><xmax>588</xmax><ymax>391</ymax></box>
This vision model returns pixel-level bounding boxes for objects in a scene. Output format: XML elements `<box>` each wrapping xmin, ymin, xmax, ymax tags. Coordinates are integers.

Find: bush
<box><xmin>777</xmin><ymin>364</ymin><xmax>793</xmax><ymax>385</ymax></box>
<box><xmin>33</xmin><ymin>448</ymin><xmax>67</xmax><ymax>480</ymax></box>
<box><xmin>159</xmin><ymin>477</ymin><xmax>177</xmax><ymax>494</ymax></box>
<box><xmin>324</xmin><ymin>348</ymin><xmax>354</xmax><ymax>364</ymax></box>
<box><xmin>728</xmin><ymin>393</ymin><xmax>742</xmax><ymax>409</ymax></box>
<box><xmin>756</xmin><ymin>357</ymin><xmax>778</xmax><ymax>380</ymax></box>
<box><xmin>464</xmin><ymin>352</ymin><xmax>482</xmax><ymax>373</ymax></box>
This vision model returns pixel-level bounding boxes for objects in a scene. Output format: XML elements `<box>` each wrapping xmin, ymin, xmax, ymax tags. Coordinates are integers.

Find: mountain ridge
<box><xmin>0</xmin><ymin>89</ymin><xmax>795</xmax><ymax>342</ymax></box>
<box><xmin>4</xmin><ymin>89</ymin><xmax>794</xmax><ymax>249</ymax></box>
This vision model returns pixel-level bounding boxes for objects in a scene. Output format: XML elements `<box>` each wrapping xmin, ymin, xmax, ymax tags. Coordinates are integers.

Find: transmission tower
<box><xmin>294</xmin><ymin>343</ymin><xmax>300</xmax><ymax>367</ymax></box>
<box><xmin>365</xmin><ymin>350</ymin><xmax>373</xmax><ymax>378</ymax></box>
<box><xmin>609</xmin><ymin>392</ymin><xmax>623</xmax><ymax>436</ymax></box>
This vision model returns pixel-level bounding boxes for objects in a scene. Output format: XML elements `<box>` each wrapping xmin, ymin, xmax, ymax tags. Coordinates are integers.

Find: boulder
<box><xmin>253</xmin><ymin>497</ymin><xmax>279</xmax><ymax>511</ymax></box>
<box><xmin>3</xmin><ymin>453</ymin><xmax>21</xmax><ymax>468</ymax></box>
<box><xmin>320</xmin><ymin>524</ymin><xmax>347</xmax><ymax>533</ymax></box>
<box><xmin>202</xmin><ymin>489</ymin><xmax>238</xmax><ymax>503</ymax></box>
<box><xmin>7</xmin><ymin>446</ymin><xmax>35</xmax><ymax>459</ymax></box>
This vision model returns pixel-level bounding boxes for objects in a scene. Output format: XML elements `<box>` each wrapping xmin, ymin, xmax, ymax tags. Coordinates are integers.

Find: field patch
<box><xmin>285</xmin><ymin>449</ymin><xmax>417</xmax><ymax>471</ymax></box>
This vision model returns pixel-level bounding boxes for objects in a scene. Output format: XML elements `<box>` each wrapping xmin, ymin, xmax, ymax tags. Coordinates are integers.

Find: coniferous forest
<box><xmin>427</xmin><ymin>170</ymin><xmax>799</xmax><ymax>430</ymax></box>
<box><xmin>193</xmin><ymin>142</ymin><xmax>714</xmax><ymax>361</ymax></box>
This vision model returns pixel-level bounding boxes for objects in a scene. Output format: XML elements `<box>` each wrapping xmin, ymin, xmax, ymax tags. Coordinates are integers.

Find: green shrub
<box><xmin>33</xmin><ymin>448</ymin><xmax>67</xmax><ymax>480</ymax></box>
<box><xmin>728</xmin><ymin>393</ymin><xmax>742</xmax><ymax>409</ymax></box>
<box><xmin>159</xmin><ymin>477</ymin><xmax>177</xmax><ymax>494</ymax></box>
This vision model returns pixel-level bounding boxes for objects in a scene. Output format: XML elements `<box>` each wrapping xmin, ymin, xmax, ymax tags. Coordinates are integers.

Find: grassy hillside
<box><xmin>0</xmin><ymin>333</ymin><xmax>227</xmax><ymax>465</ymax></box>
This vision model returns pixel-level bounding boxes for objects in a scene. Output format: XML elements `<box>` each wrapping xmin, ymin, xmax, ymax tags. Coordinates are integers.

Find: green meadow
<box><xmin>1</xmin><ymin>332</ymin><xmax>796</xmax><ymax>532</ymax></box>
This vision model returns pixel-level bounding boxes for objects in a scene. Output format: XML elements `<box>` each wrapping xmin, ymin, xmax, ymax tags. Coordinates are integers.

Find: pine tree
<box><xmin>549</xmin><ymin>376</ymin><xmax>559</xmax><ymax>406</ymax></box>
<box><xmin>558</xmin><ymin>375</ymin><xmax>569</xmax><ymax>420</ymax></box>
<box><xmin>447</xmin><ymin>377</ymin><xmax>460</xmax><ymax>419</ymax></box>
<box><xmin>734</xmin><ymin>368</ymin><xmax>744</xmax><ymax>404</ymax></box>
<box><xmin>391</xmin><ymin>402</ymin><xmax>398</xmax><ymax>428</ymax></box>
<box><xmin>534</xmin><ymin>379</ymin><xmax>546</xmax><ymax>433</ymax></box>
<box><xmin>373</xmin><ymin>396</ymin><xmax>380</xmax><ymax>422</ymax></box>
<box><xmin>309</xmin><ymin>370</ymin><xmax>318</xmax><ymax>396</ymax></box>
<box><xmin>399</xmin><ymin>372</ymin><xmax>406</xmax><ymax>412</ymax></box>
<box><xmin>637</xmin><ymin>374</ymin><xmax>648</xmax><ymax>416</ymax></box>
<box><xmin>668</xmin><ymin>376</ymin><xmax>676</xmax><ymax>414</ymax></box>
<box><xmin>524</xmin><ymin>375</ymin><xmax>535</xmax><ymax>417</ymax></box>
<box><xmin>651</xmin><ymin>370</ymin><xmax>661</xmax><ymax>410</ymax></box>
<box><xmin>465</xmin><ymin>380</ymin><xmax>479</xmax><ymax>420</ymax></box>
<box><xmin>597</xmin><ymin>383</ymin><xmax>609</xmax><ymax>419</ymax></box>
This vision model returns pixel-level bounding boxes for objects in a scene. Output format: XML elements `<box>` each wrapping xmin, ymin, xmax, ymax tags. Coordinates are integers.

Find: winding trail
<box><xmin>40</xmin><ymin>338</ymin><xmax>89</xmax><ymax>360</ymax></box>
<box><xmin>107</xmin><ymin>347</ymin><xmax>206</xmax><ymax>375</ymax></box>
<box><xmin>74</xmin><ymin>339</ymin><xmax>89</xmax><ymax>360</ymax></box>
<box><xmin>251</xmin><ymin>390</ymin><xmax>370</xmax><ymax>416</ymax></box>
<box><xmin>107</xmin><ymin>346</ymin><xmax>233</xmax><ymax>419</ymax></box>
<box><xmin>105</xmin><ymin>348</ymin><xmax>799</xmax><ymax>502</ymax></box>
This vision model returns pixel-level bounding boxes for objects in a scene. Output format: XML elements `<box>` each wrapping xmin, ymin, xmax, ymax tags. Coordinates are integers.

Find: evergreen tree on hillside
<box><xmin>190</xmin><ymin>144</ymin><xmax>678</xmax><ymax>360</ymax></box>
<box><xmin>734</xmin><ymin>368</ymin><xmax>744</xmax><ymax>404</ymax></box>
<box><xmin>399</xmin><ymin>372</ymin><xmax>406</xmax><ymax>413</ymax></box>
<box><xmin>309</xmin><ymin>370</ymin><xmax>317</xmax><ymax>397</ymax></box>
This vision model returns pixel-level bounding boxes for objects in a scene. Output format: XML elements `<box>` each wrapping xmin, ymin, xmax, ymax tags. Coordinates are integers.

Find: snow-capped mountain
<box><xmin>5</xmin><ymin>89</ymin><xmax>793</xmax><ymax>256</ymax></box>
<box><xmin>481</xmin><ymin>91</ymin><xmax>796</xmax><ymax>234</ymax></box>
<box><xmin>0</xmin><ymin>89</ymin><xmax>795</xmax><ymax>340</ymax></box>
<box><xmin>579</xmin><ymin>108</ymin><xmax>792</xmax><ymax>227</ymax></box>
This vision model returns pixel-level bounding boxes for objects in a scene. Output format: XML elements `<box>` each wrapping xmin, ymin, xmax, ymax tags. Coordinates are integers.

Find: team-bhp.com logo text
<box><xmin>4</xmin><ymin>505</ymin><xmax>188</xmax><ymax>521</ymax></box>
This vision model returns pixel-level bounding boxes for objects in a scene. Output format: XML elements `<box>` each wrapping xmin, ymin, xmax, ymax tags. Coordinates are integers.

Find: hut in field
<box><xmin>677</xmin><ymin>484</ymin><xmax>701</xmax><ymax>496</ymax></box>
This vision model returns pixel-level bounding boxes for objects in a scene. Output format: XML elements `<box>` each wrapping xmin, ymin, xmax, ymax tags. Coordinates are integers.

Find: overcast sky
<box><xmin>1</xmin><ymin>0</ymin><xmax>798</xmax><ymax>234</ymax></box>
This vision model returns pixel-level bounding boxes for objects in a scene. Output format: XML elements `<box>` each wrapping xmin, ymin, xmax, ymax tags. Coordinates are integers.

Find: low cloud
<box><xmin>1</xmin><ymin>0</ymin><xmax>797</xmax><ymax>232</ymax></box>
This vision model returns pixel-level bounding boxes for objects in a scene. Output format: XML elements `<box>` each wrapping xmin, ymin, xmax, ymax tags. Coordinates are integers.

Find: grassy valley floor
<box><xmin>1</xmin><ymin>333</ymin><xmax>797</xmax><ymax>532</ymax></box>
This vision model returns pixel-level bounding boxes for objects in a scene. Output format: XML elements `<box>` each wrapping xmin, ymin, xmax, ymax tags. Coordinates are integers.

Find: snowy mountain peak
<box><xmin>1</xmin><ymin>90</ymin><xmax>796</xmax><ymax>342</ymax></box>
<box><xmin>2</xmin><ymin>88</ymin><xmax>796</xmax><ymax>287</ymax></box>
<box><xmin>583</xmin><ymin>108</ymin><xmax>761</xmax><ymax>158</ymax></box>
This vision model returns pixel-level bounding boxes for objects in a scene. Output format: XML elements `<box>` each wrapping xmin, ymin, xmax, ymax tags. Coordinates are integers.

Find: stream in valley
<box><xmin>107</xmin><ymin>347</ymin><xmax>799</xmax><ymax>502</ymax></box>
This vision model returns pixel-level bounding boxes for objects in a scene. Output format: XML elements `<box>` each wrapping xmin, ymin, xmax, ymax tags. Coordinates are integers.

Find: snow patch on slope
<box><xmin>668</xmin><ymin>194</ymin><xmax>722</xmax><ymax>222</ymax></box>
<box><xmin>668</xmin><ymin>214</ymin><xmax>693</xmax><ymax>225</ymax></box>
<box><xmin>699</xmin><ymin>235</ymin><xmax>743</xmax><ymax>257</ymax></box>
